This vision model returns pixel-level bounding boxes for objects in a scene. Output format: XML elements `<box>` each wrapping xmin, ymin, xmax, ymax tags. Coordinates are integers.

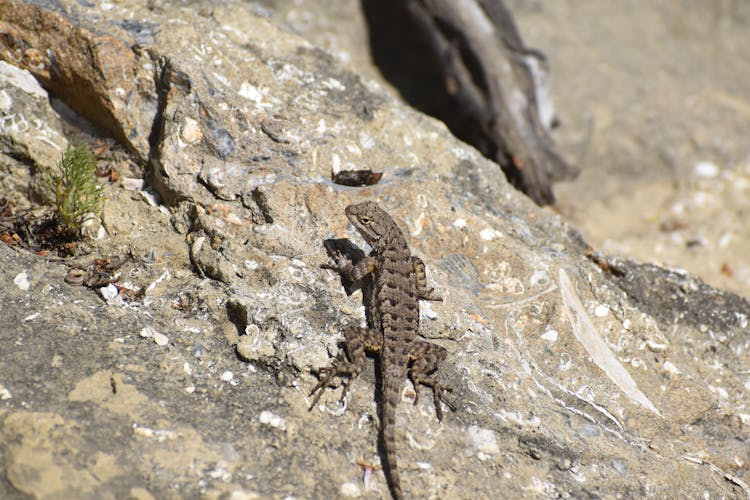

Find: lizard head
<box><xmin>345</xmin><ymin>201</ymin><xmax>395</xmax><ymax>249</ymax></box>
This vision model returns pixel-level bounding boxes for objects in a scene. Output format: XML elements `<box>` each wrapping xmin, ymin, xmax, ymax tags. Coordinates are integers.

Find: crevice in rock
<box><xmin>144</xmin><ymin>52</ymin><xmax>192</xmax><ymax>206</ymax></box>
<box><xmin>250</xmin><ymin>188</ymin><xmax>274</xmax><ymax>224</ymax></box>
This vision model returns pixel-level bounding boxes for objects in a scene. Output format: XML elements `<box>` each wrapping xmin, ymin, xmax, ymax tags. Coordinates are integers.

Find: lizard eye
<box><xmin>359</xmin><ymin>216</ymin><xmax>370</xmax><ymax>224</ymax></box>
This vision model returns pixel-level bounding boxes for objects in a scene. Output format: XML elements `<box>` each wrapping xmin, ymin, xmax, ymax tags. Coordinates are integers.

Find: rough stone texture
<box><xmin>1</xmin><ymin>1</ymin><xmax>748</xmax><ymax>499</ymax></box>
<box><xmin>0</xmin><ymin>60</ymin><xmax>67</xmax><ymax>208</ymax></box>
<box><xmin>0</xmin><ymin>60</ymin><xmax>67</xmax><ymax>168</ymax></box>
<box><xmin>0</xmin><ymin>0</ymin><xmax>156</xmax><ymax>162</ymax></box>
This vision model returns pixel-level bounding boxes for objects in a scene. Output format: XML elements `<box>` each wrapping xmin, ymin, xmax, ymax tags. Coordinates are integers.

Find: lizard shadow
<box><xmin>322</xmin><ymin>237</ymin><xmax>380</xmax><ymax>334</ymax></box>
<box><xmin>321</xmin><ymin>236</ymin><xmax>377</xmax><ymax>355</ymax></box>
<box><xmin>322</xmin><ymin>238</ymin><xmax>370</xmax><ymax>297</ymax></box>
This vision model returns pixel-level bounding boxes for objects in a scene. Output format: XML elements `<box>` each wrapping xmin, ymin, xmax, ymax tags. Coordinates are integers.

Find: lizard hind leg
<box><xmin>309</xmin><ymin>326</ymin><xmax>382</xmax><ymax>409</ymax></box>
<box><xmin>411</xmin><ymin>256</ymin><xmax>442</xmax><ymax>301</ymax></box>
<box><xmin>408</xmin><ymin>341</ymin><xmax>456</xmax><ymax>420</ymax></box>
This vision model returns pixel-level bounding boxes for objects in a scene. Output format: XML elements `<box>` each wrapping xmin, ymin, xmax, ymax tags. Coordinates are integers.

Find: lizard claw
<box><xmin>432</xmin><ymin>385</ymin><xmax>456</xmax><ymax>421</ymax></box>
<box><xmin>309</xmin><ymin>355</ymin><xmax>357</xmax><ymax>410</ymax></box>
<box><xmin>410</xmin><ymin>378</ymin><xmax>455</xmax><ymax>420</ymax></box>
<box><xmin>309</xmin><ymin>366</ymin><xmax>338</xmax><ymax>409</ymax></box>
<box><xmin>412</xmin><ymin>386</ymin><xmax>421</xmax><ymax>407</ymax></box>
<box><xmin>321</xmin><ymin>263</ymin><xmax>344</xmax><ymax>274</ymax></box>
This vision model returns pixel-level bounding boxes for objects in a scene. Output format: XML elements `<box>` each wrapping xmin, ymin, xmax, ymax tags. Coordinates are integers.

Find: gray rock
<box><xmin>0</xmin><ymin>61</ymin><xmax>67</xmax><ymax>167</ymax></box>
<box><xmin>0</xmin><ymin>1</ymin><xmax>748</xmax><ymax>499</ymax></box>
<box><xmin>0</xmin><ymin>61</ymin><xmax>68</xmax><ymax>207</ymax></box>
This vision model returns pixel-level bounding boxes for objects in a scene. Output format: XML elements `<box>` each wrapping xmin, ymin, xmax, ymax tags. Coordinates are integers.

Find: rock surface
<box><xmin>1</xmin><ymin>1</ymin><xmax>748</xmax><ymax>499</ymax></box>
<box><xmin>0</xmin><ymin>60</ymin><xmax>67</xmax><ymax>208</ymax></box>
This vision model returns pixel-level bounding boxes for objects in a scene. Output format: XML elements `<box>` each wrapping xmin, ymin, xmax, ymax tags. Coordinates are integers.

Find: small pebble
<box><xmin>192</xmin><ymin>342</ymin><xmax>208</xmax><ymax>357</ymax></box>
<box><xmin>220</xmin><ymin>370</ymin><xmax>234</xmax><ymax>382</ymax></box>
<box><xmin>465</xmin><ymin>425</ymin><xmax>499</xmax><ymax>456</ymax></box>
<box><xmin>180</xmin><ymin>117</ymin><xmax>202</xmax><ymax>144</ymax></box>
<box><xmin>259</xmin><ymin>410</ymin><xmax>286</xmax><ymax>431</ymax></box>
<box><xmin>453</xmin><ymin>218</ymin><xmax>468</xmax><ymax>229</ymax></box>
<box><xmin>709</xmin><ymin>385</ymin><xmax>729</xmax><ymax>399</ymax></box>
<box><xmin>239</xmin><ymin>81</ymin><xmax>262</xmax><ymax>102</ymax></box>
<box><xmin>479</xmin><ymin>228</ymin><xmax>503</xmax><ymax>241</ymax></box>
<box><xmin>152</xmin><ymin>332</ymin><xmax>169</xmax><ymax>346</ymax></box>
<box><xmin>645</xmin><ymin>339</ymin><xmax>668</xmax><ymax>352</ymax></box>
<box><xmin>663</xmin><ymin>361</ymin><xmax>681</xmax><ymax>376</ymax></box>
<box><xmin>227</xmin><ymin>490</ymin><xmax>260</xmax><ymax>500</ymax></box>
<box><xmin>140</xmin><ymin>327</ymin><xmax>168</xmax><ymax>346</ymax></box>
<box><xmin>121</xmin><ymin>177</ymin><xmax>145</xmax><ymax>190</ymax></box>
<box><xmin>340</xmin><ymin>482</ymin><xmax>360</xmax><ymax>497</ymax></box>
<box><xmin>541</xmin><ymin>329</ymin><xmax>558</xmax><ymax>342</ymax></box>
<box><xmin>718</xmin><ymin>232</ymin><xmax>732</xmax><ymax>249</ymax></box>
<box><xmin>594</xmin><ymin>304</ymin><xmax>609</xmax><ymax>317</ymax></box>
<box><xmin>0</xmin><ymin>90</ymin><xmax>11</xmax><ymax>111</ymax></box>
<box><xmin>13</xmin><ymin>272</ymin><xmax>30</xmax><ymax>291</ymax></box>
<box><xmin>133</xmin><ymin>426</ymin><xmax>177</xmax><ymax>441</ymax></box>
<box><xmin>421</xmin><ymin>302</ymin><xmax>438</xmax><ymax>320</ymax></box>
<box><xmin>359</xmin><ymin>131</ymin><xmax>374</xmax><ymax>149</ymax></box>
<box><xmin>140</xmin><ymin>187</ymin><xmax>161</xmax><ymax>207</ymax></box>
<box><xmin>694</xmin><ymin>161</ymin><xmax>719</xmax><ymax>178</ymax></box>
<box><xmin>611</xmin><ymin>459</ymin><xmax>627</xmax><ymax>475</ymax></box>
<box><xmin>99</xmin><ymin>283</ymin><xmax>120</xmax><ymax>302</ymax></box>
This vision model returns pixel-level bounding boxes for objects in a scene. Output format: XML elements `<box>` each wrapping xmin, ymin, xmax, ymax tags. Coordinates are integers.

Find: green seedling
<box><xmin>44</xmin><ymin>143</ymin><xmax>103</xmax><ymax>231</ymax></box>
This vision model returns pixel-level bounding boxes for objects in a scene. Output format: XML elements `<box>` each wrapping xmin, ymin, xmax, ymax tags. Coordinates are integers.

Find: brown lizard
<box><xmin>311</xmin><ymin>201</ymin><xmax>455</xmax><ymax>500</ymax></box>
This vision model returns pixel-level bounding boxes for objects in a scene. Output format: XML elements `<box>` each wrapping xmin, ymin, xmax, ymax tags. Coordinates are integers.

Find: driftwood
<box><xmin>365</xmin><ymin>0</ymin><xmax>578</xmax><ymax>205</ymax></box>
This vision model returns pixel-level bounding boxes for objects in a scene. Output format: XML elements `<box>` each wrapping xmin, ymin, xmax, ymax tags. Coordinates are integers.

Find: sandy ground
<box><xmin>511</xmin><ymin>1</ymin><xmax>750</xmax><ymax>300</ymax></box>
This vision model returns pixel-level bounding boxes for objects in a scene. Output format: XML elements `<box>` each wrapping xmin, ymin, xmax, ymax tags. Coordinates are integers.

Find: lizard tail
<box><xmin>382</xmin><ymin>374</ymin><xmax>403</xmax><ymax>500</ymax></box>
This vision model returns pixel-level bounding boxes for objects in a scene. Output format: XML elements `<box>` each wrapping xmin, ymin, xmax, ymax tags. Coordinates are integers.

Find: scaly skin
<box><xmin>349</xmin><ymin>202</ymin><xmax>416</xmax><ymax>500</ymax></box>
<box><xmin>311</xmin><ymin>201</ymin><xmax>454</xmax><ymax>499</ymax></box>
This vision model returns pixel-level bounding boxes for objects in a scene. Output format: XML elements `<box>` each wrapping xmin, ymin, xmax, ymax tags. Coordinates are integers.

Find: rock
<box><xmin>0</xmin><ymin>60</ymin><xmax>67</xmax><ymax>169</ymax></box>
<box><xmin>12</xmin><ymin>271</ymin><xmax>30</xmax><ymax>291</ymax></box>
<box><xmin>0</xmin><ymin>3</ymin><xmax>155</xmax><ymax>161</ymax></box>
<box><xmin>0</xmin><ymin>60</ymin><xmax>68</xmax><ymax>208</ymax></box>
<box><xmin>465</xmin><ymin>425</ymin><xmax>500</xmax><ymax>457</ymax></box>
<box><xmin>0</xmin><ymin>1</ymin><xmax>748</xmax><ymax>499</ymax></box>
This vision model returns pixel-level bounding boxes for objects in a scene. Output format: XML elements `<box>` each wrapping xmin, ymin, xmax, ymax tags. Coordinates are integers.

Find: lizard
<box><xmin>310</xmin><ymin>201</ymin><xmax>455</xmax><ymax>500</ymax></box>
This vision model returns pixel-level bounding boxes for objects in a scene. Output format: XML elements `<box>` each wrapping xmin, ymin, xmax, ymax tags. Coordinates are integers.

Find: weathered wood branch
<box><xmin>406</xmin><ymin>0</ymin><xmax>578</xmax><ymax>205</ymax></box>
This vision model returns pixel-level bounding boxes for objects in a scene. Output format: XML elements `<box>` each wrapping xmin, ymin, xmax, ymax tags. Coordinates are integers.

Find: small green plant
<box><xmin>45</xmin><ymin>143</ymin><xmax>103</xmax><ymax>231</ymax></box>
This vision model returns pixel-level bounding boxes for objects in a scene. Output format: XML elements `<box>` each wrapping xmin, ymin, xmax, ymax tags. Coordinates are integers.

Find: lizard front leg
<box><xmin>408</xmin><ymin>341</ymin><xmax>456</xmax><ymax>420</ymax></box>
<box><xmin>322</xmin><ymin>239</ymin><xmax>368</xmax><ymax>296</ymax></box>
<box><xmin>309</xmin><ymin>326</ymin><xmax>382</xmax><ymax>408</ymax></box>
<box><xmin>323</xmin><ymin>254</ymin><xmax>378</xmax><ymax>284</ymax></box>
